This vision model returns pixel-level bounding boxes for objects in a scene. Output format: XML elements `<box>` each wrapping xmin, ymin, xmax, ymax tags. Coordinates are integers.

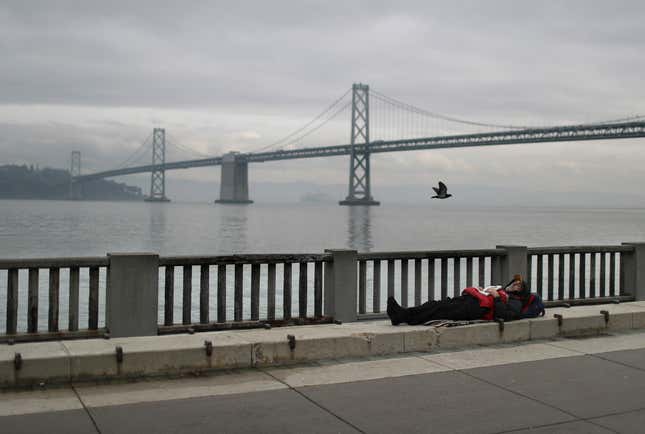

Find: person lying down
<box><xmin>387</xmin><ymin>274</ymin><xmax>531</xmax><ymax>326</ymax></box>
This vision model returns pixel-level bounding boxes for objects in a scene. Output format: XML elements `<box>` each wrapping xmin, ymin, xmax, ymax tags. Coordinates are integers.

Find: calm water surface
<box><xmin>2</xmin><ymin>200</ymin><xmax>645</xmax><ymax>257</ymax></box>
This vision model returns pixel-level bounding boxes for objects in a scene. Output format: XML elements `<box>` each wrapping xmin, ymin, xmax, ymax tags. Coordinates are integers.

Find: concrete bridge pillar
<box><xmin>215</xmin><ymin>152</ymin><xmax>253</xmax><ymax>204</ymax></box>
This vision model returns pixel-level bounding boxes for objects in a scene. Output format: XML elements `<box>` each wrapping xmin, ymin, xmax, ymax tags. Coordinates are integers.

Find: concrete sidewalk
<box><xmin>3</xmin><ymin>330</ymin><xmax>645</xmax><ymax>433</ymax></box>
<box><xmin>3</xmin><ymin>302</ymin><xmax>645</xmax><ymax>388</ymax></box>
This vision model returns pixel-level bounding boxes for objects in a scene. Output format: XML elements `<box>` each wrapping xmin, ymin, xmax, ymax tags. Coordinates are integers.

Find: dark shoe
<box><xmin>387</xmin><ymin>296</ymin><xmax>399</xmax><ymax>307</ymax></box>
<box><xmin>387</xmin><ymin>297</ymin><xmax>404</xmax><ymax>325</ymax></box>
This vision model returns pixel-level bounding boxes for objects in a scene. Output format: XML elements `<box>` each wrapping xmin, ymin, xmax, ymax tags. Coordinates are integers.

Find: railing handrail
<box><xmin>0</xmin><ymin>246</ymin><xmax>632</xmax><ymax>269</ymax></box>
<box><xmin>159</xmin><ymin>253</ymin><xmax>332</xmax><ymax>266</ymax></box>
<box><xmin>356</xmin><ymin>248</ymin><xmax>506</xmax><ymax>261</ymax></box>
<box><xmin>527</xmin><ymin>245</ymin><xmax>633</xmax><ymax>255</ymax></box>
<box><xmin>0</xmin><ymin>257</ymin><xmax>108</xmax><ymax>270</ymax></box>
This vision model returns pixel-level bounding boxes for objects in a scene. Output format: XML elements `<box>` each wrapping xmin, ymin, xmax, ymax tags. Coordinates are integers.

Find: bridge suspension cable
<box><xmin>587</xmin><ymin>114</ymin><xmax>645</xmax><ymax>125</ymax></box>
<box><xmin>165</xmin><ymin>134</ymin><xmax>211</xmax><ymax>160</ymax></box>
<box><xmin>371</xmin><ymin>89</ymin><xmax>645</xmax><ymax>132</ymax></box>
<box><xmin>370</xmin><ymin>89</ymin><xmax>531</xmax><ymax>130</ymax></box>
<box><xmin>253</xmin><ymin>88</ymin><xmax>352</xmax><ymax>153</ymax></box>
<box><xmin>264</xmin><ymin>101</ymin><xmax>350</xmax><ymax>151</ymax></box>
<box><xmin>113</xmin><ymin>131</ymin><xmax>154</xmax><ymax>170</ymax></box>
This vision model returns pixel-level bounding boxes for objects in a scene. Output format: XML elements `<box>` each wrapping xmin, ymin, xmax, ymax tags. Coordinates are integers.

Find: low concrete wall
<box><xmin>2</xmin><ymin>302</ymin><xmax>645</xmax><ymax>388</ymax></box>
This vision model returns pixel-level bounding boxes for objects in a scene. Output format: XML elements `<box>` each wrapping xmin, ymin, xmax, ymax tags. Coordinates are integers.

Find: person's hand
<box><xmin>486</xmin><ymin>288</ymin><xmax>500</xmax><ymax>298</ymax></box>
<box><xmin>507</xmin><ymin>281</ymin><xmax>521</xmax><ymax>292</ymax></box>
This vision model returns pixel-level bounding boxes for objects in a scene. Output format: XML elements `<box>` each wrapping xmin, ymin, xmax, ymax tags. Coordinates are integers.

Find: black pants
<box><xmin>403</xmin><ymin>295</ymin><xmax>487</xmax><ymax>325</ymax></box>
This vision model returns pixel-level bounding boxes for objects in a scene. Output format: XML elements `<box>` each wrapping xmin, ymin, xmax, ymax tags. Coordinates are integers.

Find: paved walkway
<box><xmin>3</xmin><ymin>331</ymin><xmax>645</xmax><ymax>433</ymax></box>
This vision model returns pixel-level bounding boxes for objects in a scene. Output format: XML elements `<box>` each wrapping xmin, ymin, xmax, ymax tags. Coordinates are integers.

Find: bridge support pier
<box><xmin>215</xmin><ymin>152</ymin><xmax>253</xmax><ymax>204</ymax></box>
<box><xmin>340</xmin><ymin>83</ymin><xmax>380</xmax><ymax>206</ymax></box>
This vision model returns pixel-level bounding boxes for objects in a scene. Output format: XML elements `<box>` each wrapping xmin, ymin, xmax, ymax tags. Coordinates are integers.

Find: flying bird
<box><xmin>431</xmin><ymin>181</ymin><xmax>452</xmax><ymax>199</ymax></box>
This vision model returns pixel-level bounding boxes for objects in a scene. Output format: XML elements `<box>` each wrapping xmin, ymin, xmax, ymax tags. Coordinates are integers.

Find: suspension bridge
<box><xmin>70</xmin><ymin>83</ymin><xmax>645</xmax><ymax>205</ymax></box>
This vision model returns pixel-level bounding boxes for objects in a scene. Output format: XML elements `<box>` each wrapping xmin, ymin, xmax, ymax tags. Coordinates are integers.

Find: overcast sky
<box><xmin>1</xmin><ymin>1</ymin><xmax>644</xmax><ymax>200</ymax></box>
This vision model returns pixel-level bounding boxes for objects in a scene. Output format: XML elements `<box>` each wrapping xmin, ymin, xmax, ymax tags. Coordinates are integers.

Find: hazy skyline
<box><xmin>1</xmin><ymin>1</ymin><xmax>644</xmax><ymax>203</ymax></box>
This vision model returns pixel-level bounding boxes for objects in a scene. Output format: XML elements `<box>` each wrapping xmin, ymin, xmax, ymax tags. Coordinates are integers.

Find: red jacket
<box><xmin>461</xmin><ymin>287</ymin><xmax>508</xmax><ymax>320</ymax></box>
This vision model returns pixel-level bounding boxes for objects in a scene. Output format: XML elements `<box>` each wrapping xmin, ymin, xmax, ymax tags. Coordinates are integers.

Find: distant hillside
<box><xmin>0</xmin><ymin>165</ymin><xmax>143</xmax><ymax>200</ymax></box>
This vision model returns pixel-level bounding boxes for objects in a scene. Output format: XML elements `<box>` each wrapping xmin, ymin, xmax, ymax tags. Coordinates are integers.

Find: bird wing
<box><xmin>438</xmin><ymin>181</ymin><xmax>448</xmax><ymax>194</ymax></box>
<box><xmin>432</xmin><ymin>186</ymin><xmax>441</xmax><ymax>195</ymax></box>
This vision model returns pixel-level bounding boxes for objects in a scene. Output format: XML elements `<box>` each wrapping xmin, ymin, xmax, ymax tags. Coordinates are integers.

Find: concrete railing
<box><xmin>157</xmin><ymin>253</ymin><xmax>332</xmax><ymax>335</ymax></box>
<box><xmin>354</xmin><ymin>244</ymin><xmax>645</xmax><ymax>321</ymax></box>
<box><xmin>527</xmin><ymin>245</ymin><xmax>631</xmax><ymax>300</ymax></box>
<box><xmin>0</xmin><ymin>257</ymin><xmax>108</xmax><ymax>341</ymax></box>
<box><xmin>0</xmin><ymin>252</ymin><xmax>334</xmax><ymax>342</ymax></box>
<box><xmin>1</xmin><ymin>243</ymin><xmax>644</xmax><ymax>341</ymax></box>
<box><xmin>354</xmin><ymin>248</ymin><xmax>507</xmax><ymax>316</ymax></box>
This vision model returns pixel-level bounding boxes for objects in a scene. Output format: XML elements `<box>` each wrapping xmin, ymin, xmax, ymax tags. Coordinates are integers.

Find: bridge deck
<box><xmin>76</xmin><ymin>121</ymin><xmax>645</xmax><ymax>181</ymax></box>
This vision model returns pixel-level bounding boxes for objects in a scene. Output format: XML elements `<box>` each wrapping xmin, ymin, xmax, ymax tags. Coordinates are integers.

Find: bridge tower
<box><xmin>69</xmin><ymin>150</ymin><xmax>82</xmax><ymax>200</ymax></box>
<box><xmin>145</xmin><ymin>128</ymin><xmax>170</xmax><ymax>202</ymax></box>
<box><xmin>339</xmin><ymin>83</ymin><xmax>380</xmax><ymax>206</ymax></box>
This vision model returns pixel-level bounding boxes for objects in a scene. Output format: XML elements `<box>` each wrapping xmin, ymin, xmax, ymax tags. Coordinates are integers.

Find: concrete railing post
<box><xmin>107</xmin><ymin>253</ymin><xmax>159</xmax><ymax>337</ymax></box>
<box><xmin>324</xmin><ymin>249</ymin><xmax>358</xmax><ymax>323</ymax></box>
<box><xmin>621</xmin><ymin>243</ymin><xmax>645</xmax><ymax>300</ymax></box>
<box><xmin>492</xmin><ymin>245</ymin><xmax>528</xmax><ymax>286</ymax></box>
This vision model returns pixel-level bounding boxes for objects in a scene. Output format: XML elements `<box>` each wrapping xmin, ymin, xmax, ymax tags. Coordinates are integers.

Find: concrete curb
<box><xmin>2</xmin><ymin>302</ymin><xmax>645</xmax><ymax>388</ymax></box>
